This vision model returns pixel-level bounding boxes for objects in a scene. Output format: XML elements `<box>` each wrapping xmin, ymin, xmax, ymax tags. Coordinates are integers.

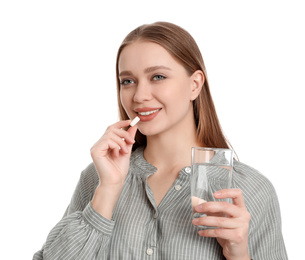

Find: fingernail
<box><xmin>214</xmin><ymin>191</ymin><xmax>221</xmax><ymax>196</ymax></box>
<box><xmin>192</xmin><ymin>218</ymin><xmax>199</xmax><ymax>225</ymax></box>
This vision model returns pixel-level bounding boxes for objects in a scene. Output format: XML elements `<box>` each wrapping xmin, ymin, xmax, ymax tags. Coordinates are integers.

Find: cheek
<box><xmin>162</xmin><ymin>82</ymin><xmax>191</xmax><ymax>103</ymax></box>
<box><xmin>120</xmin><ymin>90</ymin><xmax>130</xmax><ymax>112</ymax></box>
<box><xmin>120</xmin><ymin>89</ymin><xmax>136</xmax><ymax>118</ymax></box>
<box><xmin>162</xmin><ymin>83</ymin><xmax>192</xmax><ymax>114</ymax></box>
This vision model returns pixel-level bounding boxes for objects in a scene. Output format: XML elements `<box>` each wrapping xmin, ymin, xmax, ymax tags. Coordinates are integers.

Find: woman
<box><xmin>33</xmin><ymin>22</ymin><xmax>287</xmax><ymax>259</ymax></box>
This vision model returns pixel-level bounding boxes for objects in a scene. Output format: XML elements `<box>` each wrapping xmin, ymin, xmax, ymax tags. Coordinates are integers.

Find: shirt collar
<box><xmin>131</xmin><ymin>146</ymin><xmax>191</xmax><ymax>179</ymax></box>
<box><xmin>131</xmin><ymin>146</ymin><xmax>157</xmax><ymax>179</ymax></box>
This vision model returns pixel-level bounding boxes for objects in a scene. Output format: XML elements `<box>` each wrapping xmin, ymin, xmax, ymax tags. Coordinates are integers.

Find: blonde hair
<box><xmin>116</xmin><ymin>22</ymin><xmax>232</xmax><ymax>151</ymax></box>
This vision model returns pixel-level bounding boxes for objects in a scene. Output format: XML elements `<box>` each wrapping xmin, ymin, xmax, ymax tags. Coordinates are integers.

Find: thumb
<box><xmin>127</xmin><ymin>125</ymin><xmax>138</xmax><ymax>140</ymax></box>
<box><xmin>126</xmin><ymin>125</ymin><xmax>138</xmax><ymax>153</ymax></box>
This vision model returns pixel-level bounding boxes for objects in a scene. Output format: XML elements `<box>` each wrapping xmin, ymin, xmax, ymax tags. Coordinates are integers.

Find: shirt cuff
<box><xmin>82</xmin><ymin>202</ymin><xmax>115</xmax><ymax>235</ymax></box>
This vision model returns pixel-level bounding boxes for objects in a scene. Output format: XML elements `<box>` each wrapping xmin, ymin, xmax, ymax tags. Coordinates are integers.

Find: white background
<box><xmin>1</xmin><ymin>0</ymin><xmax>304</xmax><ymax>259</ymax></box>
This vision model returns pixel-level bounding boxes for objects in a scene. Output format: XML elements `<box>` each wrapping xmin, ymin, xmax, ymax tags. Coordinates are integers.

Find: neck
<box><xmin>143</xmin><ymin>117</ymin><xmax>203</xmax><ymax>171</ymax></box>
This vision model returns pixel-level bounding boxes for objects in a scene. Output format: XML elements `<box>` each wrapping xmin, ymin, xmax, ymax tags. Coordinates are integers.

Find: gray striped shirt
<box><xmin>33</xmin><ymin>147</ymin><xmax>288</xmax><ymax>259</ymax></box>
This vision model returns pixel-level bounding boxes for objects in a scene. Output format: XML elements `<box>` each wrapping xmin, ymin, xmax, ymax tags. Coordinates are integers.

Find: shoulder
<box><xmin>233</xmin><ymin>161</ymin><xmax>286</xmax><ymax>248</ymax></box>
<box><xmin>233</xmin><ymin>160</ymin><xmax>275</xmax><ymax>192</ymax></box>
<box><xmin>232</xmin><ymin>161</ymin><xmax>278</xmax><ymax>207</ymax></box>
<box><xmin>233</xmin><ymin>161</ymin><xmax>280</xmax><ymax>222</ymax></box>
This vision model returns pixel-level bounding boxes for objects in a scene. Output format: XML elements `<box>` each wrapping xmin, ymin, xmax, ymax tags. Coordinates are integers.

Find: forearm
<box><xmin>91</xmin><ymin>183</ymin><xmax>123</xmax><ymax>220</ymax></box>
<box><xmin>33</xmin><ymin>204</ymin><xmax>115</xmax><ymax>259</ymax></box>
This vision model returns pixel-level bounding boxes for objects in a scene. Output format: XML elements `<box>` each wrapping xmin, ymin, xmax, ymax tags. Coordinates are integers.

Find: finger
<box><xmin>213</xmin><ymin>189</ymin><xmax>246</xmax><ymax>208</ymax></box>
<box><xmin>193</xmin><ymin>216</ymin><xmax>240</xmax><ymax>229</ymax></box>
<box><xmin>109</xmin><ymin>120</ymin><xmax>131</xmax><ymax>129</ymax></box>
<box><xmin>97</xmin><ymin>139</ymin><xmax>121</xmax><ymax>158</ymax></box>
<box><xmin>127</xmin><ymin>125</ymin><xmax>138</xmax><ymax>140</ymax></box>
<box><xmin>91</xmin><ymin>137</ymin><xmax>120</xmax><ymax>157</ymax></box>
<box><xmin>109</xmin><ymin>135</ymin><xmax>129</xmax><ymax>153</ymax></box>
<box><xmin>111</xmin><ymin>128</ymin><xmax>135</xmax><ymax>145</ymax></box>
<box><xmin>112</xmin><ymin>146</ymin><xmax>120</xmax><ymax>158</ymax></box>
<box><xmin>108</xmin><ymin>127</ymin><xmax>137</xmax><ymax>154</ymax></box>
<box><xmin>107</xmin><ymin>139</ymin><xmax>123</xmax><ymax>153</ymax></box>
<box><xmin>125</xmin><ymin>126</ymin><xmax>138</xmax><ymax>153</ymax></box>
<box><xmin>198</xmin><ymin>227</ymin><xmax>247</xmax><ymax>244</ymax></box>
<box><xmin>198</xmin><ymin>227</ymin><xmax>233</xmax><ymax>239</ymax></box>
<box><xmin>195</xmin><ymin>201</ymin><xmax>240</xmax><ymax>218</ymax></box>
<box><xmin>95</xmin><ymin>130</ymin><xmax>129</xmax><ymax>154</ymax></box>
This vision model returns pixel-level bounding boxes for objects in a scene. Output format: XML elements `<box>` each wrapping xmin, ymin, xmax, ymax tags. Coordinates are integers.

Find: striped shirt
<box><xmin>33</xmin><ymin>147</ymin><xmax>288</xmax><ymax>259</ymax></box>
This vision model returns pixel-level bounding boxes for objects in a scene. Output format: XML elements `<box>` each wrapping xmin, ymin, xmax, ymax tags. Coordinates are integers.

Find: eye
<box><xmin>120</xmin><ymin>79</ymin><xmax>135</xmax><ymax>86</ymax></box>
<box><xmin>152</xmin><ymin>75</ymin><xmax>166</xmax><ymax>81</ymax></box>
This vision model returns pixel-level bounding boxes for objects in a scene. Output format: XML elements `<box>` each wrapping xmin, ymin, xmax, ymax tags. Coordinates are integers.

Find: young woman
<box><xmin>33</xmin><ymin>22</ymin><xmax>287</xmax><ymax>260</ymax></box>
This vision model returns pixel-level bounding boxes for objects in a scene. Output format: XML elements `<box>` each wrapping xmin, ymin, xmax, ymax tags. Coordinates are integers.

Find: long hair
<box><xmin>116</xmin><ymin>22</ymin><xmax>233</xmax><ymax>152</ymax></box>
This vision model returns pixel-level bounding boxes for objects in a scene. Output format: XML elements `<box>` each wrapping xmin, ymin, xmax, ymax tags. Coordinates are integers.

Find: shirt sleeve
<box><xmin>232</xmin><ymin>161</ymin><xmax>288</xmax><ymax>260</ymax></box>
<box><xmin>247</xmin><ymin>183</ymin><xmax>288</xmax><ymax>259</ymax></box>
<box><xmin>33</xmin><ymin>163</ymin><xmax>115</xmax><ymax>260</ymax></box>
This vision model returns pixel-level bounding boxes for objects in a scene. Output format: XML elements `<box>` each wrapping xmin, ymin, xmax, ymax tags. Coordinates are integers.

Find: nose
<box><xmin>133</xmin><ymin>80</ymin><xmax>152</xmax><ymax>103</ymax></box>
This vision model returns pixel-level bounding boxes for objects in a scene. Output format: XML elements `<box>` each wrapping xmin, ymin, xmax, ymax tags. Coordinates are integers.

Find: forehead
<box><xmin>118</xmin><ymin>41</ymin><xmax>179</xmax><ymax>72</ymax></box>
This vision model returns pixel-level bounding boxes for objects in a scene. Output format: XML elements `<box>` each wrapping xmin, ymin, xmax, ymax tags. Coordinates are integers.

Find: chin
<box><xmin>138</xmin><ymin>128</ymin><xmax>156</xmax><ymax>137</ymax></box>
<box><xmin>138</xmin><ymin>122</ymin><xmax>172</xmax><ymax>138</ymax></box>
<box><xmin>138</xmin><ymin>125</ymin><xmax>161</xmax><ymax>137</ymax></box>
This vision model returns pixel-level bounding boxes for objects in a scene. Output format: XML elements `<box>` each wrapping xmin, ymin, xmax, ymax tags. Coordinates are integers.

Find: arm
<box><xmin>247</xmin><ymin>184</ymin><xmax>288</xmax><ymax>259</ymax></box>
<box><xmin>33</xmin><ymin>203</ymin><xmax>115</xmax><ymax>260</ymax></box>
<box><xmin>32</xmin><ymin>163</ymin><xmax>115</xmax><ymax>260</ymax></box>
<box><xmin>33</xmin><ymin>120</ymin><xmax>138</xmax><ymax>259</ymax></box>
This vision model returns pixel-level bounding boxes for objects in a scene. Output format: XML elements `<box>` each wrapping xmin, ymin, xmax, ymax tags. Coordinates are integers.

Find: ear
<box><xmin>190</xmin><ymin>70</ymin><xmax>205</xmax><ymax>101</ymax></box>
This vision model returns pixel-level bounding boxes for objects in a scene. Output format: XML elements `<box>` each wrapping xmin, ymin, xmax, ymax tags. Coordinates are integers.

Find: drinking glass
<box><xmin>190</xmin><ymin>147</ymin><xmax>233</xmax><ymax>229</ymax></box>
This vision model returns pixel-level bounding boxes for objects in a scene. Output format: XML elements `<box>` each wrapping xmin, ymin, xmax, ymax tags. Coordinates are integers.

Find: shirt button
<box><xmin>153</xmin><ymin>212</ymin><xmax>157</xmax><ymax>219</ymax></box>
<box><xmin>146</xmin><ymin>248</ymin><xmax>154</xmax><ymax>255</ymax></box>
<box><xmin>174</xmin><ymin>184</ymin><xmax>182</xmax><ymax>191</ymax></box>
<box><xmin>185</xmin><ymin>167</ymin><xmax>191</xmax><ymax>174</ymax></box>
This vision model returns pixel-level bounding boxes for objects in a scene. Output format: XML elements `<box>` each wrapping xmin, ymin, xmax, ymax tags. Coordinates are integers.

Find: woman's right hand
<box><xmin>90</xmin><ymin>120</ymin><xmax>137</xmax><ymax>187</ymax></box>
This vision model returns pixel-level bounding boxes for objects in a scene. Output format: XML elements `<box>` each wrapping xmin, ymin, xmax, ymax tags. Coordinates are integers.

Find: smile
<box><xmin>137</xmin><ymin>108</ymin><xmax>161</xmax><ymax>116</ymax></box>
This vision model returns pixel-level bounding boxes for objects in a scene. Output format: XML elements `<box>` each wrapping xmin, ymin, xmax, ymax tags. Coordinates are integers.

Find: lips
<box><xmin>137</xmin><ymin>108</ymin><xmax>161</xmax><ymax>116</ymax></box>
<box><xmin>134</xmin><ymin>107</ymin><xmax>162</xmax><ymax>122</ymax></box>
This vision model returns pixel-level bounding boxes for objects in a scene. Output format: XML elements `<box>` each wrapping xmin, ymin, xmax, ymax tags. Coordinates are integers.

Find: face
<box><xmin>118</xmin><ymin>41</ymin><xmax>202</xmax><ymax>137</ymax></box>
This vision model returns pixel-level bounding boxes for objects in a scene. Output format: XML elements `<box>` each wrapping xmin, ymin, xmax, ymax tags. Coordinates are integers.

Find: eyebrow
<box><xmin>119</xmin><ymin>65</ymin><xmax>172</xmax><ymax>77</ymax></box>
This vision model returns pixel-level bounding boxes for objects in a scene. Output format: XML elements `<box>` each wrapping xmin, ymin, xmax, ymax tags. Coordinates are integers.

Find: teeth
<box><xmin>138</xmin><ymin>109</ymin><xmax>160</xmax><ymax>116</ymax></box>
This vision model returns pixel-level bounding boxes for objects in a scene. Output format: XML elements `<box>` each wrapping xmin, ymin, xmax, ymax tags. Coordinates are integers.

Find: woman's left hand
<box><xmin>192</xmin><ymin>189</ymin><xmax>251</xmax><ymax>260</ymax></box>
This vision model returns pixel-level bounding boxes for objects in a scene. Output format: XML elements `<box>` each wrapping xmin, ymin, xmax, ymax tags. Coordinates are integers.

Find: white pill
<box><xmin>130</xmin><ymin>116</ymin><xmax>140</xmax><ymax>127</ymax></box>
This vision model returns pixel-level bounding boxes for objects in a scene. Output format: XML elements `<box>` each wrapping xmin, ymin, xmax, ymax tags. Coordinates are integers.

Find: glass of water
<box><xmin>190</xmin><ymin>147</ymin><xmax>234</xmax><ymax>229</ymax></box>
